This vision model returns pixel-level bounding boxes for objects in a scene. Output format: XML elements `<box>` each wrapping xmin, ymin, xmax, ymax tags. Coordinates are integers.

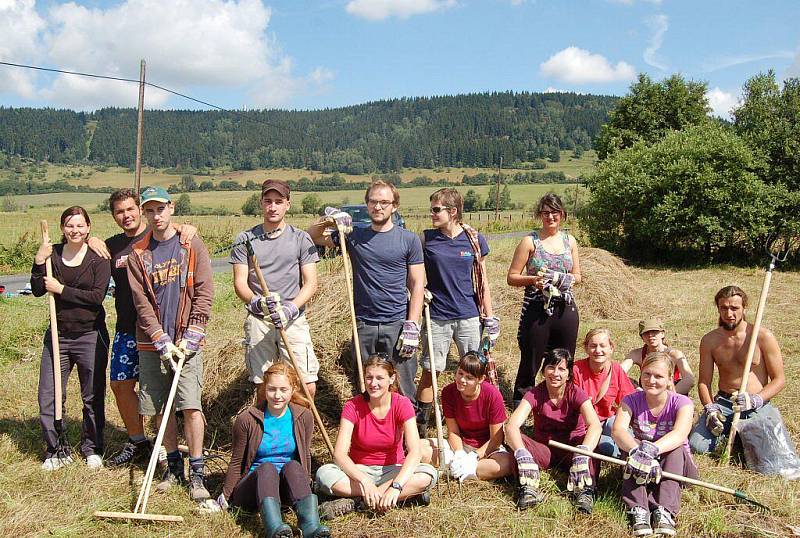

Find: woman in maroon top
<box><xmin>505</xmin><ymin>348</ymin><xmax>602</xmax><ymax>513</ymax></box>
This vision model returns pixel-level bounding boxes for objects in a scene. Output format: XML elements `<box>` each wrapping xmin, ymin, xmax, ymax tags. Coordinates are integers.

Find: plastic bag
<box><xmin>737</xmin><ymin>405</ymin><xmax>800</xmax><ymax>479</ymax></box>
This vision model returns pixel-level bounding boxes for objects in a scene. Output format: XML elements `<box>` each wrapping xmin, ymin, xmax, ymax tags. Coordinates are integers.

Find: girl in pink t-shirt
<box><xmin>505</xmin><ymin>348</ymin><xmax>602</xmax><ymax>514</ymax></box>
<box><xmin>420</xmin><ymin>352</ymin><xmax>514</xmax><ymax>482</ymax></box>
<box><xmin>315</xmin><ymin>355</ymin><xmax>437</xmax><ymax>519</ymax></box>
<box><xmin>613</xmin><ymin>351</ymin><xmax>697</xmax><ymax>537</ymax></box>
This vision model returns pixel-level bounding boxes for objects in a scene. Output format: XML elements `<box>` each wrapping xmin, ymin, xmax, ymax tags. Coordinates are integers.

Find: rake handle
<box><xmin>40</xmin><ymin>221</ymin><xmax>63</xmax><ymax>423</ymax></box>
<box><xmin>424</xmin><ymin>301</ymin><xmax>448</xmax><ymax>478</ymax></box>
<box><xmin>334</xmin><ymin>222</ymin><xmax>365</xmax><ymax>393</ymax></box>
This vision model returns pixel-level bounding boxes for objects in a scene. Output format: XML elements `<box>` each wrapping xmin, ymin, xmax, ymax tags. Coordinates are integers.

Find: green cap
<box><xmin>639</xmin><ymin>318</ymin><xmax>665</xmax><ymax>335</ymax></box>
<box><xmin>140</xmin><ymin>186</ymin><xmax>171</xmax><ymax>205</ymax></box>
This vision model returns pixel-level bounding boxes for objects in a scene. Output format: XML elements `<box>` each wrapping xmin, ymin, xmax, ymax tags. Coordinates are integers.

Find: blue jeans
<box><xmin>597</xmin><ymin>415</ymin><xmax>621</xmax><ymax>458</ymax></box>
<box><xmin>689</xmin><ymin>393</ymin><xmax>772</xmax><ymax>454</ymax></box>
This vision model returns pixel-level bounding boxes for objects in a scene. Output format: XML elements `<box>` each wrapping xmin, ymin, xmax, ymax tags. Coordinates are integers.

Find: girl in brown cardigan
<box><xmin>218</xmin><ymin>363</ymin><xmax>330</xmax><ymax>538</ymax></box>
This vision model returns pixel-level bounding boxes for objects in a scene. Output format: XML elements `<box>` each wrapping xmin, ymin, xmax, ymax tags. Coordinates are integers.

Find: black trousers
<box><xmin>230</xmin><ymin>460</ymin><xmax>312</xmax><ymax>509</ymax></box>
<box><xmin>38</xmin><ymin>328</ymin><xmax>109</xmax><ymax>457</ymax></box>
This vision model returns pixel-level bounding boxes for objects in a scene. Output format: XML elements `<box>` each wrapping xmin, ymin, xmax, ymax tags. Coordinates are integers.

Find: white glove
<box><xmin>451</xmin><ymin>451</ymin><xmax>479</xmax><ymax>483</ymax></box>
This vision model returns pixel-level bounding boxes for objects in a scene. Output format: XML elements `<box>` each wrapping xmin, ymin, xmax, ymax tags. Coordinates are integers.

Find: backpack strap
<box><xmin>462</xmin><ymin>223</ymin><xmax>488</xmax><ymax>318</ymax></box>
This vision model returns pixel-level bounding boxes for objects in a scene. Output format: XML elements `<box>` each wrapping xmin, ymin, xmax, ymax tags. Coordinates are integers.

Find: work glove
<box><xmin>216</xmin><ymin>493</ymin><xmax>229</xmax><ymax>511</ymax></box>
<box><xmin>732</xmin><ymin>391</ymin><xmax>764</xmax><ymax>413</ymax></box>
<box><xmin>396</xmin><ymin>320</ymin><xmax>420</xmax><ymax>359</ymax></box>
<box><xmin>323</xmin><ymin>206</ymin><xmax>353</xmax><ymax>234</ymax></box>
<box><xmin>178</xmin><ymin>327</ymin><xmax>204</xmax><ymax>358</ymax></box>
<box><xmin>441</xmin><ymin>442</ymin><xmax>455</xmax><ymax>466</ymax></box>
<box><xmin>514</xmin><ymin>447</ymin><xmax>540</xmax><ymax>488</ymax></box>
<box><xmin>566</xmin><ymin>445</ymin><xmax>593</xmax><ymax>492</ymax></box>
<box><xmin>704</xmin><ymin>402</ymin><xmax>725</xmax><ymax>437</ymax></box>
<box><xmin>538</xmin><ymin>267</ymin><xmax>574</xmax><ymax>293</ymax></box>
<box><xmin>623</xmin><ymin>440</ymin><xmax>661</xmax><ymax>485</ymax></box>
<box><xmin>482</xmin><ymin>316</ymin><xmax>500</xmax><ymax>348</ymax></box>
<box><xmin>246</xmin><ymin>294</ymin><xmax>267</xmax><ymax>317</ymax></box>
<box><xmin>265</xmin><ymin>292</ymin><xmax>300</xmax><ymax>330</ymax></box>
<box><xmin>153</xmin><ymin>333</ymin><xmax>184</xmax><ymax>366</ymax></box>
<box><xmin>451</xmin><ymin>450</ymin><xmax>479</xmax><ymax>483</ymax></box>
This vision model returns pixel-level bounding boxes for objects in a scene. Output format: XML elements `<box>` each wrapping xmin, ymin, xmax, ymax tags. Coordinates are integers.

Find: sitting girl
<box><xmin>572</xmin><ymin>328</ymin><xmax>636</xmax><ymax>457</ymax></box>
<box><xmin>420</xmin><ymin>351</ymin><xmax>515</xmax><ymax>481</ymax></box>
<box><xmin>613</xmin><ymin>351</ymin><xmax>697</xmax><ymax>537</ymax></box>
<box><xmin>218</xmin><ymin>363</ymin><xmax>330</xmax><ymax>538</ymax></box>
<box><xmin>621</xmin><ymin>319</ymin><xmax>694</xmax><ymax>395</ymax></box>
<box><xmin>316</xmin><ymin>355</ymin><xmax>438</xmax><ymax>519</ymax></box>
<box><xmin>505</xmin><ymin>348</ymin><xmax>602</xmax><ymax>514</ymax></box>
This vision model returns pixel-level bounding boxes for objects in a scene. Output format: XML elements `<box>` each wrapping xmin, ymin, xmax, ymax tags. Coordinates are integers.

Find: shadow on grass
<box><xmin>0</xmin><ymin>416</ymin><xmax>130</xmax><ymax>461</ymax></box>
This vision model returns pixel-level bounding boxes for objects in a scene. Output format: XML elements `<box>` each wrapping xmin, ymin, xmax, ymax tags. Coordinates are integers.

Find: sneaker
<box><xmin>319</xmin><ymin>497</ymin><xmax>358</xmax><ymax>520</ymax></box>
<box><xmin>574</xmin><ymin>487</ymin><xmax>594</xmax><ymax>515</ymax></box>
<box><xmin>156</xmin><ymin>468</ymin><xmax>185</xmax><ymax>493</ymax></box>
<box><xmin>86</xmin><ymin>454</ymin><xmax>104</xmax><ymax>470</ymax></box>
<box><xmin>107</xmin><ymin>439</ymin><xmax>152</xmax><ymax>467</ymax></box>
<box><xmin>651</xmin><ymin>506</ymin><xmax>676</xmax><ymax>536</ymax></box>
<box><xmin>516</xmin><ymin>485</ymin><xmax>544</xmax><ymax>510</ymax></box>
<box><xmin>189</xmin><ymin>471</ymin><xmax>211</xmax><ymax>502</ymax></box>
<box><xmin>628</xmin><ymin>506</ymin><xmax>654</xmax><ymax>536</ymax></box>
<box><xmin>41</xmin><ymin>453</ymin><xmax>74</xmax><ymax>471</ymax></box>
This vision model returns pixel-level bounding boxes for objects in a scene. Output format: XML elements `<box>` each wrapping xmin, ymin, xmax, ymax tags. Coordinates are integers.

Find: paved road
<box><xmin>0</xmin><ymin>231</ymin><xmax>527</xmax><ymax>294</ymax></box>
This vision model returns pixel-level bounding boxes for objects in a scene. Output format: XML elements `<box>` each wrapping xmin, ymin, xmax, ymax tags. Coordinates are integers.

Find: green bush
<box><xmin>242</xmin><ymin>193</ymin><xmax>261</xmax><ymax>216</ymax></box>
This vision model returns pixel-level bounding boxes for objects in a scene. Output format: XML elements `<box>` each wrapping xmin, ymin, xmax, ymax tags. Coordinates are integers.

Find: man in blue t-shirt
<box><xmin>308</xmin><ymin>180</ymin><xmax>425</xmax><ymax>405</ymax></box>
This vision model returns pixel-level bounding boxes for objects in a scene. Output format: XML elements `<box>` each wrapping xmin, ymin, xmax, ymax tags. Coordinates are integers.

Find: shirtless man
<box><xmin>688</xmin><ymin>285</ymin><xmax>786</xmax><ymax>455</ymax></box>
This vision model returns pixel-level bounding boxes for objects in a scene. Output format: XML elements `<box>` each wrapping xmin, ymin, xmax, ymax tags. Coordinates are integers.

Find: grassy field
<box><xmin>1</xmin><ymin>238</ymin><xmax>798</xmax><ymax>537</ymax></box>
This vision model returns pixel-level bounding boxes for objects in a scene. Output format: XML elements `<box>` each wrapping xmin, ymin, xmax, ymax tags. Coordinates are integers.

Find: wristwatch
<box><xmin>390</xmin><ymin>481</ymin><xmax>403</xmax><ymax>492</ymax></box>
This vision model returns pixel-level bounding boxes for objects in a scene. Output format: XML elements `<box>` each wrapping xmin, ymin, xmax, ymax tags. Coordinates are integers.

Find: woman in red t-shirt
<box><xmin>572</xmin><ymin>328</ymin><xmax>636</xmax><ymax>458</ymax></box>
<box><xmin>505</xmin><ymin>348</ymin><xmax>602</xmax><ymax>514</ymax></box>
<box><xmin>315</xmin><ymin>355</ymin><xmax>438</xmax><ymax>519</ymax></box>
<box><xmin>420</xmin><ymin>352</ymin><xmax>514</xmax><ymax>482</ymax></box>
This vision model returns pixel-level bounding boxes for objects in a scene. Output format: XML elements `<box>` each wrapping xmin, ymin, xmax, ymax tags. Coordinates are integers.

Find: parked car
<box><xmin>317</xmin><ymin>204</ymin><xmax>406</xmax><ymax>257</ymax></box>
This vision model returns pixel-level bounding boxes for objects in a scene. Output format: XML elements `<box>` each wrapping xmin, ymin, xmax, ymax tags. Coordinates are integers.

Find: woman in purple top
<box><xmin>613</xmin><ymin>351</ymin><xmax>697</xmax><ymax>537</ymax></box>
<box><xmin>505</xmin><ymin>349</ymin><xmax>601</xmax><ymax>514</ymax></box>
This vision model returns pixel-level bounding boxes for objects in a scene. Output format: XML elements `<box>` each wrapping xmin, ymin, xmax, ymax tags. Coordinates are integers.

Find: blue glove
<box><xmin>265</xmin><ymin>292</ymin><xmax>300</xmax><ymax>330</ymax></box>
<box><xmin>733</xmin><ymin>392</ymin><xmax>764</xmax><ymax>413</ymax></box>
<box><xmin>178</xmin><ymin>327</ymin><xmax>204</xmax><ymax>357</ymax></box>
<box><xmin>396</xmin><ymin>320</ymin><xmax>420</xmax><ymax>359</ymax></box>
<box><xmin>246</xmin><ymin>294</ymin><xmax>266</xmax><ymax>317</ymax></box>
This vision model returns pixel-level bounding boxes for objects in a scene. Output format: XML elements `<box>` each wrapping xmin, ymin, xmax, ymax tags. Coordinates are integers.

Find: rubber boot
<box><xmin>416</xmin><ymin>401</ymin><xmax>433</xmax><ymax>439</ymax></box>
<box><xmin>259</xmin><ymin>497</ymin><xmax>292</xmax><ymax>538</ymax></box>
<box><xmin>295</xmin><ymin>494</ymin><xmax>331</xmax><ymax>538</ymax></box>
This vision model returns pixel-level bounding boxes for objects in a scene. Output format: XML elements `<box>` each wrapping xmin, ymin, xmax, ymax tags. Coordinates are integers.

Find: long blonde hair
<box><xmin>264</xmin><ymin>362</ymin><xmax>310</xmax><ymax>408</ymax></box>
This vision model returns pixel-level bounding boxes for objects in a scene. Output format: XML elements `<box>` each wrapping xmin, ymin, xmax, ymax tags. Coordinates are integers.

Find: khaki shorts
<box><xmin>315</xmin><ymin>462</ymin><xmax>438</xmax><ymax>495</ymax></box>
<box><xmin>420</xmin><ymin>316</ymin><xmax>482</xmax><ymax>372</ymax></box>
<box><xmin>244</xmin><ymin>313</ymin><xmax>319</xmax><ymax>384</ymax></box>
<box><xmin>138</xmin><ymin>350</ymin><xmax>203</xmax><ymax>415</ymax></box>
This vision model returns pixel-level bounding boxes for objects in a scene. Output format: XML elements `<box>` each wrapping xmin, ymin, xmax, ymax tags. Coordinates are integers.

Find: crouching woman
<box><xmin>612</xmin><ymin>351</ymin><xmax>698</xmax><ymax>537</ymax></box>
<box><xmin>316</xmin><ymin>355</ymin><xmax>438</xmax><ymax>519</ymax></box>
<box><xmin>218</xmin><ymin>363</ymin><xmax>330</xmax><ymax>538</ymax></box>
<box><xmin>504</xmin><ymin>348</ymin><xmax>602</xmax><ymax>514</ymax></box>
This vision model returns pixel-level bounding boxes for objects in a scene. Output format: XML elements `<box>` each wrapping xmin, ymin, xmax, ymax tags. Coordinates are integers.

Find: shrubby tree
<box><xmin>241</xmin><ymin>193</ymin><xmax>261</xmax><ymax>216</ymax></box>
<box><xmin>301</xmin><ymin>194</ymin><xmax>322</xmax><ymax>215</ymax></box>
<box><xmin>174</xmin><ymin>194</ymin><xmax>193</xmax><ymax>215</ymax></box>
<box><xmin>463</xmin><ymin>189</ymin><xmax>482</xmax><ymax>212</ymax></box>
<box><xmin>484</xmin><ymin>184</ymin><xmax>512</xmax><ymax>211</ymax></box>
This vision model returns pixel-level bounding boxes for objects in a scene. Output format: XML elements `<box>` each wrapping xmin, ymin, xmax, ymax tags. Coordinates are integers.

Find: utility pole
<box><xmin>134</xmin><ymin>59</ymin><xmax>146</xmax><ymax>193</ymax></box>
<box><xmin>494</xmin><ymin>156</ymin><xmax>502</xmax><ymax>221</ymax></box>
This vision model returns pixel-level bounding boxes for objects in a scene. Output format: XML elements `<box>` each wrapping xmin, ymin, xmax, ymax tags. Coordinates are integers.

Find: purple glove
<box><xmin>538</xmin><ymin>267</ymin><xmax>574</xmax><ymax>293</ymax></box>
<box><xmin>482</xmin><ymin>316</ymin><xmax>500</xmax><ymax>347</ymax></box>
<box><xmin>704</xmin><ymin>402</ymin><xmax>725</xmax><ymax>436</ymax></box>
<box><xmin>396</xmin><ymin>320</ymin><xmax>420</xmax><ymax>359</ymax></box>
<box><xmin>152</xmin><ymin>333</ymin><xmax>173</xmax><ymax>355</ymax></box>
<box><xmin>153</xmin><ymin>333</ymin><xmax>184</xmax><ymax>364</ymax></box>
<box><xmin>265</xmin><ymin>292</ymin><xmax>300</xmax><ymax>330</ymax></box>
<box><xmin>246</xmin><ymin>294</ymin><xmax>266</xmax><ymax>317</ymax></box>
<box><xmin>324</xmin><ymin>206</ymin><xmax>353</xmax><ymax>234</ymax></box>
<box><xmin>179</xmin><ymin>327</ymin><xmax>204</xmax><ymax>355</ymax></box>
<box><xmin>624</xmin><ymin>440</ymin><xmax>661</xmax><ymax>485</ymax></box>
<box><xmin>733</xmin><ymin>392</ymin><xmax>764</xmax><ymax>413</ymax></box>
<box><xmin>567</xmin><ymin>445</ymin><xmax>593</xmax><ymax>492</ymax></box>
<box><xmin>514</xmin><ymin>448</ymin><xmax>540</xmax><ymax>488</ymax></box>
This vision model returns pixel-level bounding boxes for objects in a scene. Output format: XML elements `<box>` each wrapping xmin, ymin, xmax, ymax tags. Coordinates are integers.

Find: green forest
<box><xmin>0</xmin><ymin>91</ymin><xmax>616</xmax><ymax>172</ymax></box>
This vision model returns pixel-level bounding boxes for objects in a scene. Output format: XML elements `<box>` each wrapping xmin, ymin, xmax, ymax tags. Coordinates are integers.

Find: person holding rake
<box><xmin>504</xmin><ymin>348</ymin><xmax>602</xmax><ymax>514</ymax></box>
<box><xmin>31</xmin><ymin>206</ymin><xmax>111</xmax><ymax>471</ymax></box>
<box><xmin>216</xmin><ymin>362</ymin><xmax>330</xmax><ymax>538</ymax></box>
<box><xmin>315</xmin><ymin>355</ymin><xmax>438</xmax><ymax>520</ymax></box>
<box><xmin>612</xmin><ymin>351</ymin><xmax>698</xmax><ymax>537</ymax></box>
<box><xmin>419</xmin><ymin>351</ymin><xmax>514</xmax><ymax>482</ymax></box>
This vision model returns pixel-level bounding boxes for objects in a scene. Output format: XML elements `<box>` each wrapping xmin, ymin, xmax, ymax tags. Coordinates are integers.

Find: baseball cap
<box><xmin>639</xmin><ymin>318</ymin><xmax>665</xmax><ymax>335</ymax></box>
<box><xmin>140</xmin><ymin>186</ymin><xmax>171</xmax><ymax>205</ymax></box>
<box><xmin>261</xmin><ymin>179</ymin><xmax>290</xmax><ymax>198</ymax></box>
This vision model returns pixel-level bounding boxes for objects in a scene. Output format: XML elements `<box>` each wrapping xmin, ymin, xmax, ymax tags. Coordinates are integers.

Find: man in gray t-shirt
<box><xmin>230</xmin><ymin>180</ymin><xmax>320</xmax><ymax>398</ymax></box>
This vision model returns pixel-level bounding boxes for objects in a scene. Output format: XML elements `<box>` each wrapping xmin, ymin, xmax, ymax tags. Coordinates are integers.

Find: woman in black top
<box><xmin>31</xmin><ymin>206</ymin><xmax>110</xmax><ymax>470</ymax></box>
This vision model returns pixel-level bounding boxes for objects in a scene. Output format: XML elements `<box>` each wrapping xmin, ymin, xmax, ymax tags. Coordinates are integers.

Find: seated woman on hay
<box><xmin>216</xmin><ymin>363</ymin><xmax>330</xmax><ymax>538</ymax></box>
<box><xmin>621</xmin><ymin>319</ymin><xmax>695</xmax><ymax>396</ymax></box>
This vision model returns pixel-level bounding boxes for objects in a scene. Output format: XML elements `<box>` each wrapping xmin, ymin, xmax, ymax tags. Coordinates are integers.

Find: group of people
<box><xmin>30</xmin><ymin>179</ymin><xmax>793</xmax><ymax>537</ymax></box>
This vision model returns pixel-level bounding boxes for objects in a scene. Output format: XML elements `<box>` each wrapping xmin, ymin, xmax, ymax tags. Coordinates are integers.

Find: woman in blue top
<box><xmin>507</xmin><ymin>194</ymin><xmax>582</xmax><ymax>406</ymax></box>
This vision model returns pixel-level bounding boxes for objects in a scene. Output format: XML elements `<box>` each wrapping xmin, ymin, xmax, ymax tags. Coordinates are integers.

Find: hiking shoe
<box><xmin>319</xmin><ymin>497</ymin><xmax>358</xmax><ymax>520</ymax></box>
<box><xmin>107</xmin><ymin>439</ymin><xmax>152</xmax><ymax>467</ymax></box>
<box><xmin>574</xmin><ymin>487</ymin><xmax>594</xmax><ymax>514</ymax></box>
<box><xmin>41</xmin><ymin>453</ymin><xmax>74</xmax><ymax>471</ymax></box>
<box><xmin>628</xmin><ymin>506</ymin><xmax>653</xmax><ymax>536</ymax></box>
<box><xmin>516</xmin><ymin>485</ymin><xmax>544</xmax><ymax>510</ymax></box>
<box><xmin>156</xmin><ymin>468</ymin><xmax>185</xmax><ymax>493</ymax></box>
<box><xmin>189</xmin><ymin>471</ymin><xmax>211</xmax><ymax>502</ymax></box>
<box><xmin>86</xmin><ymin>454</ymin><xmax>104</xmax><ymax>470</ymax></box>
<box><xmin>651</xmin><ymin>505</ymin><xmax>676</xmax><ymax>536</ymax></box>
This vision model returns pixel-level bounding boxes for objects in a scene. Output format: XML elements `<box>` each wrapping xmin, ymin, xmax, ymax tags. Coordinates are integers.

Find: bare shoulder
<box><xmin>624</xmin><ymin>348</ymin><xmax>641</xmax><ymax>364</ymax></box>
<box><xmin>700</xmin><ymin>327</ymin><xmax>723</xmax><ymax>348</ymax></box>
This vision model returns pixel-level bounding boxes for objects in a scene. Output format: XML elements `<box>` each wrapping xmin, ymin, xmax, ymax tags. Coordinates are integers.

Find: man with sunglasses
<box><xmin>309</xmin><ymin>180</ymin><xmax>424</xmax><ymax>405</ymax></box>
<box><xmin>414</xmin><ymin>188</ymin><xmax>498</xmax><ymax>437</ymax></box>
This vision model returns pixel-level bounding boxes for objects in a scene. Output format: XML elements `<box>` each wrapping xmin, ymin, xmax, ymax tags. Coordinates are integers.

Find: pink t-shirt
<box><xmin>622</xmin><ymin>391</ymin><xmax>692</xmax><ymax>449</ymax></box>
<box><xmin>573</xmin><ymin>359</ymin><xmax>636</xmax><ymax>421</ymax></box>
<box><xmin>442</xmin><ymin>381</ymin><xmax>508</xmax><ymax>448</ymax></box>
<box><xmin>524</xmin><ymin>383</ymin><xmax>589</xmax><ymax>444</ymax></box>
<box><xmin>341</xmin><ymin>392</ymin><xmax>415</xmax><ymax>466</ymax></box>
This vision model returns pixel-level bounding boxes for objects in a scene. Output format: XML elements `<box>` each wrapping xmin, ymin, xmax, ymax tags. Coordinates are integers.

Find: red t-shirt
<box><xmin>341</xmin><ymin>392</ymin><xmax>415</xmax><ymax>466</ymax></box>
<box><xmin>442</xmin><ymin>381</ymin><xmax>508</xmax><ymax>448</ymax></box>
<box><xmin>572</xmin><ymin>359</ymin><xmax>636</xmax><ymax>421</ymax></box>
<box><xmin>524</xmin><ymin>383</ymin><xmax>589</xmax><ymax>445</ymax></box>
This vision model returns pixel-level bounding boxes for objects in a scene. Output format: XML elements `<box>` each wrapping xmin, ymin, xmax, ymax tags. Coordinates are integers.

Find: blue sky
<box><xmin>1</xmin><ymin>0</ymin><xmax>798</xmax><ymax>117</ymax></box>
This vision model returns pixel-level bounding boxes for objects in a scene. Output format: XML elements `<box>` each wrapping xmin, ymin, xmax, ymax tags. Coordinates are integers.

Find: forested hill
<box><xmin>0</xmin><ymin>92</ymin><xmax>617</xmax><ymax>173</ymax></box>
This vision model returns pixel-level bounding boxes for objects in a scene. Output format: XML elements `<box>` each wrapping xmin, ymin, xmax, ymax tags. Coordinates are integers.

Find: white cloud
<box><xmin>706</xmin><ymin>87</ymin><xmax>740</xmax><ymax>119</ymax></box>
<box><xmin>345</xmin><ymin>0</ymin><xmax>456</xmax><ymax>21</ymax></box>
<box><xmin>309</xmin><ymin>67</ymin><xmax>335</xmax><ymax>85</ymax></box>
<box><xmin>0</xmin><ymin>0</ymin><xmax>46</xmax><ymax>98</ymax></box>
<box><xmin>643</xmin><ymin>14</ymin><xmax>668</xmax><ymax>71</ymax></box>
<box><xmin>783</xmin><ymin>50</ymin><xmax>800</xmax><ymax>78</ymax></box>
<box><xmin>543</xmin><ymin>86</ymin><xmax>561</xmax><ymax>93</ymax></box>
<box><xmin>540</xmin><ymin>46</ymin><xmax>636</xmax><ymax>84</ymax></box>
<box><xmin>702</xmin><ymin>51</ymin><xmax>795</xmax><ymax>72</ymax></box>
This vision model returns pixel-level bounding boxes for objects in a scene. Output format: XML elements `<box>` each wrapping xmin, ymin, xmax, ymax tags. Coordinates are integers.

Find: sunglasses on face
<box><xmin>430</xmin><ymin>206</ymin><xmax>451</xmax><ymax>214</ymax></box>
